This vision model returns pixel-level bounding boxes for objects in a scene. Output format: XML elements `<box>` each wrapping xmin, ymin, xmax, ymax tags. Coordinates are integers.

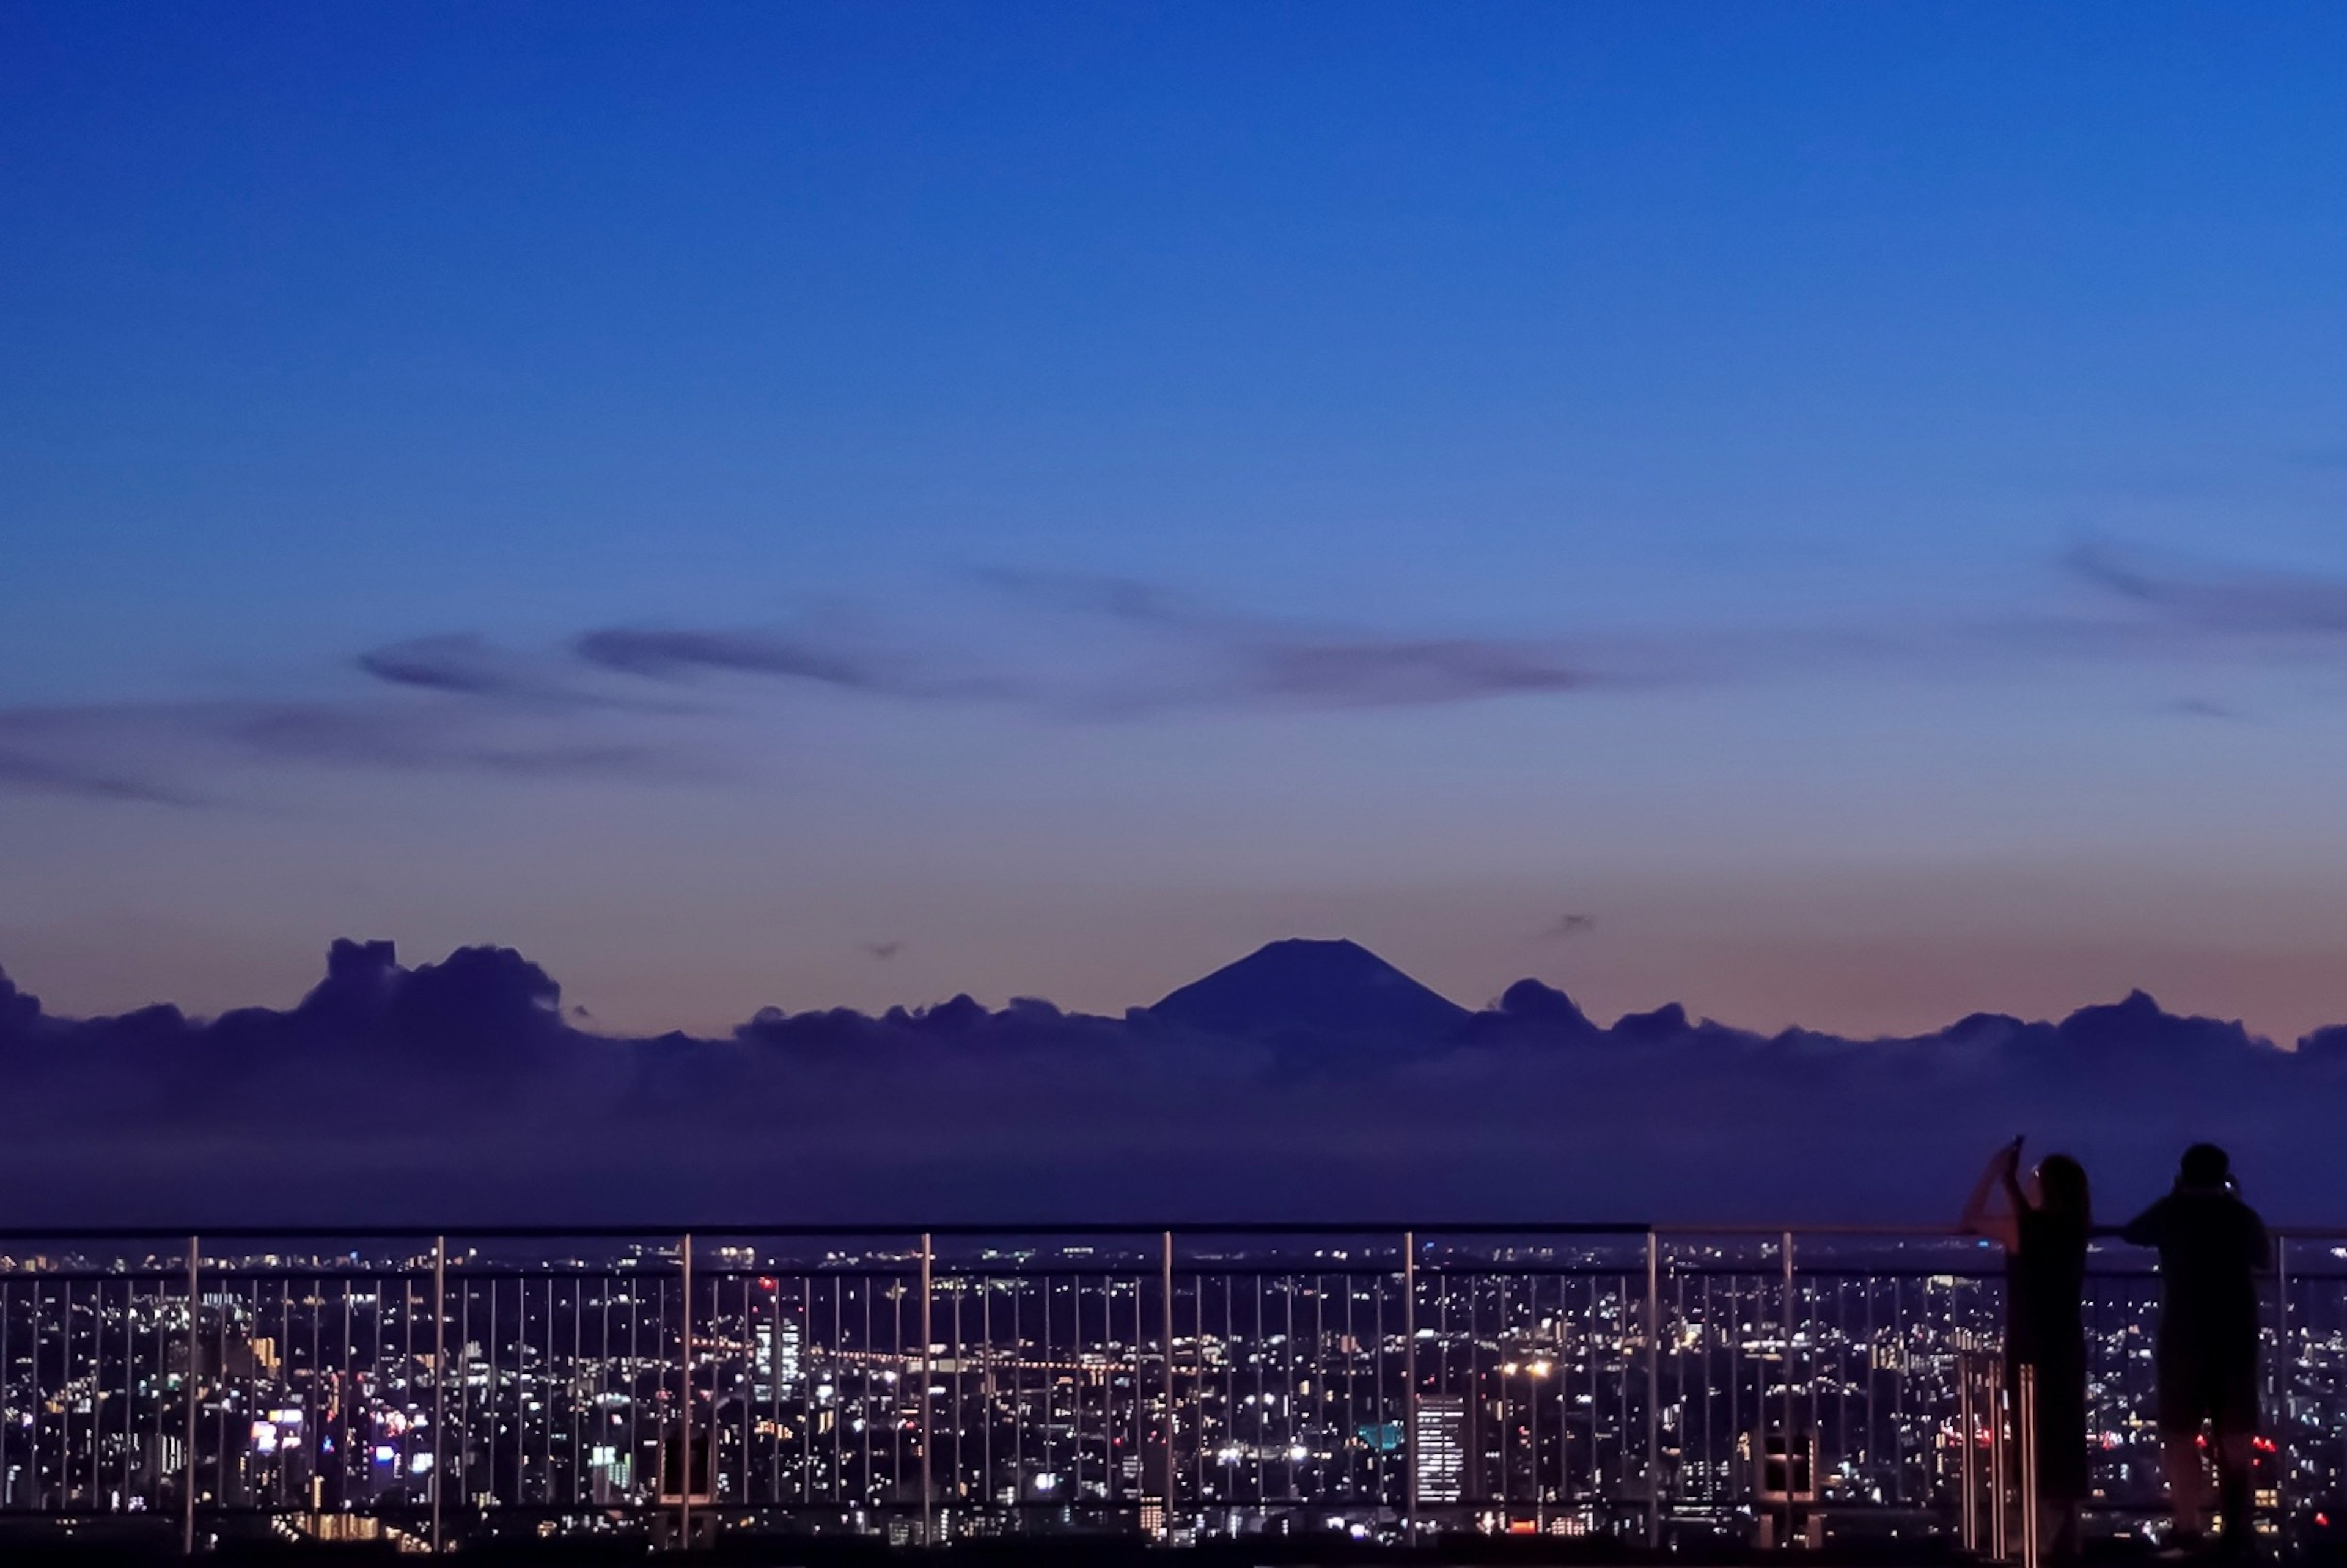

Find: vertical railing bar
<box><xmin>861</xmin><ymin>1272</ymin><xmax>873</xmax><ymax>1514</ymax></box>
<box><xmin>1</xmin><ymin>1278</ymin><xmax>9</xmax><ymax>1524</ymax></box>
<box><xmin>493</xmin><ymin>1277</ymin><xmax>509</xmax><ymax>1520</ymax></box>
<box><xmin>1990</xmin><ymin>1343</ymin><xmax>2008</xmax><ymax>1562</ymax></box>
<box><xmin>1689</xmin><ymin>1271</ymin><xmax>1703</xmax><ymax>1508</ymax></box>
<box><xmin>1541</xmin><ymin>1269</ymin><xmax>1555</xmax><ymax>1522</ymax></box>
<box><xmin>1343</xmin><ymin>1264</ymin><xmax>1357</xmax><ymax>1505</ymax></box>
<box><xmin>678</xmin><ymin>1231</ymin><xmax>693</xmax><ymax>1550</ymax></box>
<box><xmin>1161</xmin><ymin>1229</ymin><xmax>1175</xmax><ymax>1538</ymax></box>
<box><xmin>919</xmin><ymin>1231</ymin><xmax>933</xmax><ymax>1546</ymax></box>
<box><xmin>2019</xmin><ymin>1361</ymin><xmax>2039</xmax><ymax>1568</ymax></box>
<box><xmin>430</xmin><ymin>1237</ymin><xmax>446</xmax><ymax>1553</ymax></box>
<box><xmin>735</xmin><ymin>1273</ymin><xmax>747</xmax><ymax>1514</ymax></box>
<box><xmin>85</xmin><ymin>1277</ymin><xmax>98</xmax><ymax>1509</ymax></box>
<box><xmin>1312</xmin><ymin>1266</ymin><xmax>1326</xmax><ymax>1515</ymax></box>
<box><xmin>1253</xmin><ymin>1272</ymin><xmax>1266</xmax><ymax>1508</ymax></box>
<box><xmin>127</xmin><ymin>1273</ymin><xmax>141</xmax><ymax>1513</ymax></box>
<box><xmin>1862</xmin><ymin>1270</ymin><xmax>1876</xmax><ymax>1508</ymax></box>
<box><xmin>1221</xmin><ymin>1271</ymin><xmax>1232</xmax><ymax>1512</ymax></box>
<box><xmin>1781</xmin><ymin>1230</ymin><xmax>1795</xmax><ymax>1552</ymax></box>
<box><xmin>769</xmin><ymin>1271</ymin><xmax>781</xmax><ymax>1508</ymax></box>
<box><xmin>1403</xmin><ymin>1229</ymin><xmax>1417</xmax><ymax>1542</ymax></box>
<box><xmin>312</xmin><ymin>1268</ymin><xmax>323</xmax><ymax>1514</ymax></box>
<box><xmin>831</xmin><ymin>1275</ymin><xmax>843</xmax><ymax>1511</ymax></box>
<box><xmin>2272</xmin><ymin>1232</ymin><xmax>2288</xmax><ymax>1538</ymax></box>
<box><xmin>183</xmin><ymin>1234</ymin><xmax>198</xmax><ymax>1556</ymax></box>
<box><xmin>1488</xmin><ymin>1272</ymin><xmax>1502</xmax><ymax>1513</ymax></box>
<box><xmin>977</xmin><ymin>1273</ymin><xmax>990</xmax><ymax>1521</ymax></box>
<box><xmin>32</xmin><ymin>1278</ymin><xmax>44</xmax><ymax>1526</ymax></box>
<box><xmin>576</xmin><ymin>1275</ymin><xmax>589</xmax><ymax>1512</ymax></box>
<box><xmin>115</xmin><ymin>1273</ymin><xmax>125</xmax><ymax>1510</ymax></box>
<box><xmin>343</xmin><ymin>1268</ymin><xmax>358</xmax><ymax>1514</ymax></box>
<box><xmin>1895</xmin><ymin>1275</ymin><xmax>1909</xmax><ymax>1509</ymax></box>
<box><xmin>1729</xmin><ymin>1272</ymin><xmax>1742</xmax><ymax>1512</ymax></box>
<box><xmin>1959</xmin><ymin>1349</ymin><xmax>1977</xmax><ymax>1552</ymax></box>
<box><xmin>63</xmin><ymin>1276</ymin><xmax>76</xmax><ymax>1513</ymax></box>
<box><xmin>1285</xmin><ymin>1267</ymin><xmax>1298</xmax><ymax>1508</ymax></box>
<box><xmin>532</xmin><ymin>1273</ymin><xmax>545</xmax><ymax>1508</ymax></box>
<box><xmin>955</xmin><ymin>1266</ymin><xmax>969</xmax><ymax>1525</ymax></box>
<box><xmin>1647</xmin><ymin>1229</ymin><xmax>1662</xmax><ymax>1547</ymax></box>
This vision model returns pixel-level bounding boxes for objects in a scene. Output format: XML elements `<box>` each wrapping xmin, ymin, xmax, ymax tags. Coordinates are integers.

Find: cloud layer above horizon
<box><xmin>4</xmin><ymin>936</ymin><xmax>2343</xmax><ymax>1228</ymax></box>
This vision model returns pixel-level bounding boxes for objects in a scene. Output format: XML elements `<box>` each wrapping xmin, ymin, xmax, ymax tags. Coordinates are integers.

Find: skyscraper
<box><xmin>1414</xmin><ymin>1395</ymin><xmax>1467</xmax><ymax>1504</ymax></box>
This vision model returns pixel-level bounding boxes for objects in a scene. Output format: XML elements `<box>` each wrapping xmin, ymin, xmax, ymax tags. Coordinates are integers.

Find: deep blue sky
<box><xmin>6</xmin><ymin>2</ymin><xmax>2347</xmax><ymax>1040</ymax></box>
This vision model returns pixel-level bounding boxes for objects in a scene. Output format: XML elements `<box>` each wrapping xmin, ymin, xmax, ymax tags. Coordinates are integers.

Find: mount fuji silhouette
<box><xmin>1148</xmin><ymin>937</ymin><xmax>1470</xmax><ymax>1046</ymax></box>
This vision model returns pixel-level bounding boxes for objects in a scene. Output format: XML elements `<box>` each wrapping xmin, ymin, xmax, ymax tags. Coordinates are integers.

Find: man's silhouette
<box><xmin>2122</xmin><ymin>1144</ymin><xmax>2271</xmax><ymax>1557</ymax></box>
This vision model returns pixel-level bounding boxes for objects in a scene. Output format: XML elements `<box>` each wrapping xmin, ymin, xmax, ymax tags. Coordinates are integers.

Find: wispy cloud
<box><xmin>2165</xmin><ymin>697</ymin><xmax>2249</xmax><ymax>722</ymax></box>
<box><xmin>576</xmin><ymin>628</ymin><xmax>879</xmax><ymax>687</ymax></box>
<box><xmin>0</xmin><ymin>747</ymin><xmax>199</xmax><ymax>807</ymax></box>
<box><xmin>0</xmin><ymin>696</ymin><xmax>690</xmax><ymax>808</ymax></box>
<box><xmin>31</xmin><ymin>540</ymin><xmax>2347</xmax><ymax>809</ymax></box>
<box><xmin>2064</xmin><ymin>540</ymin><xmax>2347</xmax><ymax>639</ymax></box>
<box><xmin>983</xmin><ymin>568</ymin><xmax>1604</xmax><ymax>714</ymax></box>
<box><xmin>1241</xmin><ymin>637</ymin><xmax>1591</xmax><ymax>706</ymax></box>
<box><xmin>224</xmin><ymin>702</ymin><xmax>671</xmax><ymax>779</ymax></box>
<box><xmin>572</xmin><ymin>625</ymin><xmax>1020</xmax><ymax>704</ymax></box>
<box><xmin>972</xmin><ymin>567</ymin><xmax>1200</xmax><ymax>628</ymax></box>
<box><xmin>356</xmin><ymin>634</ymin><xmax>527</xmax><ymax>697</ymax></box>
<box><xmin>358</xmin><ymin>634</ymin><xmax>696</xmax><ymax>713</ymax></box>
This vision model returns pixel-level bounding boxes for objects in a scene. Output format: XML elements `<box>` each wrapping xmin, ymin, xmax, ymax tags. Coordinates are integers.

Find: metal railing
<box><xmin>0</xmin><ymin>1222</ymin><xmax>2335</xmax><ymax>1551</ymax></box>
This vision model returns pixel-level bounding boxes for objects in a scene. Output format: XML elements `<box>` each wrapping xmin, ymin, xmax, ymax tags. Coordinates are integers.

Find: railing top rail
<box><xmin>3</xmin><ymin>1219</ymin><xmax>1663</xmax><ymax>1241</ymax></box>
<box><xmin>1</xmin><ymin>1218</ymin><xmax>2339</xmax><ymax>1244</ymax></box>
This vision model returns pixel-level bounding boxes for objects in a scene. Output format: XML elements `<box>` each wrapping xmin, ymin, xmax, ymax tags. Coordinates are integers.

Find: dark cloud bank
<box><xmin>4</xmin><ymin>938</ymin><xmax>2344</xmax><ymax>1231</ymax></box>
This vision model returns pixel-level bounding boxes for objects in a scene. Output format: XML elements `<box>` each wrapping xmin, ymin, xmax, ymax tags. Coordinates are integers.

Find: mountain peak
<box><xmin>1148</xmin><ymin>937</ymin><xmax>1469</xmax><ymax>1046</ymax></box>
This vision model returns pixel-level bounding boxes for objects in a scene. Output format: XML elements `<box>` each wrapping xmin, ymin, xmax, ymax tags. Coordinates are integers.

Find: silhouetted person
<box><xmin>1963</xmin><ymin>1136</ymin><xmax>2092</xmax><ymax>1559</ymax></box>
<box><xmin>2123</xmin><ymin>1144</ymin><xmax>2271</xmax><ymax>1558</ymax></box>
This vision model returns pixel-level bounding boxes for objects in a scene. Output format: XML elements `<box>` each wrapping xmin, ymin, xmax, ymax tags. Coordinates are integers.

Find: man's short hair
<box><xmin>2180</xmin><ymin>1143</ymin><xmax>2231</xmax><ymax>1187</ymax></box>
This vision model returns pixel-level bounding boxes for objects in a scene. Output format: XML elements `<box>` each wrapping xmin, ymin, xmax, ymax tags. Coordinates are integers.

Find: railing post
<box><xmin>920</xmin><ymin>1231</ymin><xmax>934</xmax><ymax>1546</ymax></box>
<box><xmin>431</xmin><ymin>1236</ymin><xmax>446</xmax><ymax>1555</ymax></box>
<box><xmin>2272</xmin><ymin>1232</ymin><xmax>2288</xmax><ymax>1540</ymax></box>
<box><xmin>1989</xmin><ymin>1367</ymin><xmax>2008</xmax><ymax>1561</ymax></box>
<box><xmin>1958</xmin><ymin>1350</ymin><xmax>1978</xmax><ymax>1552</ymax></box>
<box><xmin>1160</xmin><ymin>1228</ymin><xmax>1176</xmax><ymax>1539</ymax></box>
<box><xmin>183</xmin><ymin>1234</ymin><xmax>198</xmax><ymax>1556</ymax></box>
<box><xmin>1780</xmin><ymin>1229</ymin><xmax>1795</xmax><ymax>1552</ymax></box>
<box><xmin>678</xmin><ymin>1231</ymin><xmax>694</xmax><ymax>1551</ymax></box>
<box><xmin>1403</xmin><ymin>1229</ymin><xmax>1417</xmax><ymax>1543</ymax></box>
<box><xmin>2018</xmin><ymin>1363</ymin><xmax>2038</xmax><ymax>1568</ymax></box>
<box><xmin>1646</xmin><ymin>1228</ymin><xmax>1661</xmax><ymax>1548</ymax></box>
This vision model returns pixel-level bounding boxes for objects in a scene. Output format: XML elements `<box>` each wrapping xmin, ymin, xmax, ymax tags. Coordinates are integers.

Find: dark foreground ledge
<box><xmin>4</xmin><ymin>1532</ymin><xmax>2342</xmax><ymax>1568</ymax></box>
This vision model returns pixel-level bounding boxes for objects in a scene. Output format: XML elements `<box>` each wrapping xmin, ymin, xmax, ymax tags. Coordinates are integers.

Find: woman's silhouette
<box><xmin>1963</xmin><ymin>1136</ymin><xmax>2092</xmax><ymax>1560</ymax></box>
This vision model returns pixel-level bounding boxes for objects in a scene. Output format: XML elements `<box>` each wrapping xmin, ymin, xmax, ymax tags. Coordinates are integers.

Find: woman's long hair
<box><xmin>2035</xmin><ymin>1153</ymin><xmax>2092</xmax><ymax>1231</ymax></box>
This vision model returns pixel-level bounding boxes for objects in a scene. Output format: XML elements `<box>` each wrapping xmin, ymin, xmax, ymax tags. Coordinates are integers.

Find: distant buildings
<box><xmin>0</xmin><ymin>1231</ymin><xmax>2333</xmax><ymax>1548</ymax></box>
<box><xmin>1413</xmin><ymin>1394</ymin><xmax>1467</xmax><ymax>1503</ymax></box>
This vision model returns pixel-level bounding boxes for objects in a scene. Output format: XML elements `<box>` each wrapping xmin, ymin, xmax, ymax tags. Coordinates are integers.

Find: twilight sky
<box><xmin>6</xmin><ymin>2</ymin><xmax>2347</xmax><ymax>1044</ymax></box>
